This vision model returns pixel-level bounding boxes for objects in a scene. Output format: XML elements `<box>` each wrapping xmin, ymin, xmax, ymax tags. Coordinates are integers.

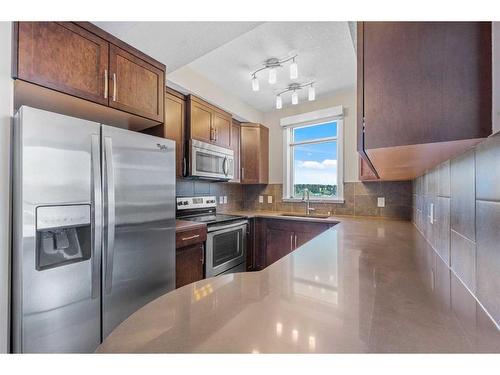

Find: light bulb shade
<box><xmin>268</xmin><ymin>68</ymin><xmax>277</xmax><ymax>84</ymax></box>
<box><xmin>252</xmin><ymin>76</ymin><xmax>259</xmax><ymax>91</ymax></box>
<box><xmin>308</xmin><ymin>85</ymin><xmax>315</xmax><ymax>101</ymax></box>
<box><xmin>276</xmin><ymin>95</ymin><xmax>282</xmax><ymax>109</ymax></box>
<box><xmin>290</xmin><ymin>61</ymin><xmax>298</xmax><ymax>79</ymax></box>
<box><xmin>291</xmin><ymin>91</ymin><xmax>298</xmax><ymax>105</ymax></box>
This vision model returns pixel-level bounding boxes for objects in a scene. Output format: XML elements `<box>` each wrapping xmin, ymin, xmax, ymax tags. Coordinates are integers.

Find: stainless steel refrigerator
<box><xmin>11</xmin><ymin>106</ymin><xmax>176</xmax><ymax>353</ymax></box>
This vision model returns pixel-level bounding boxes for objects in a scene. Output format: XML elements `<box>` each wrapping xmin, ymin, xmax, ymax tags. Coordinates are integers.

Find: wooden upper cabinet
<box><xmin>187</xmin><ymin>95</ymin><xmax>232</xmax><ymax>148</ymax></box>
<box><xmin>17</xmin><ymin>22</ymin><xmax>109</xmax><ymax>105</ymax></box>
<box><xmin>358</xmin><ymin>22</ymin><xmax>492</xmax><ymax>180</ymax></box>
<box><xmin>213</xmin><ymin>112</ymin><xmax>231</xmax><ymax>148</ymax></box>
<box><xmin>229</xmin><ymin>119</ymin><xmax>241</xmax><ymax>183</ymax></box>
<box><xmin>14</xmin><ymin>22</ymin><xmax>166</xmax><ymax>128</ymax></box>
<box><xmin>189</xmin><ymin>98</ymin><xmax>213</xmax><ymax>143</ymax></box>
<box><xmin>109</xmin><ymin>45</ymin><xmax>164</xmax><ymax>122</ymax></box>
<box><xmin>165</xmin><ymin>89</ymin><xmax>186</xmax><ymax>177</ymax></box>
<box><xmin>240</xmin><ymin>123</ymin><xmax>269</xmax><ymax>184</ymax></box>
<box><xmin>359</xmin><ymin>156</ymin><xmax>379</xmax><ymax>181</ymax></box>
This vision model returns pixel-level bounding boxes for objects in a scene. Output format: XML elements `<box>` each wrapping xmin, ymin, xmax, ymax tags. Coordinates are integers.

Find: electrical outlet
<box><xmin>219</xmin><ymin>196</ymin><xmax>224</xmax><ymax>204</ymax></box>
<box><xmin>267</xmin><ymin>195</ymin><xmax>273</xmax><ymax>204</ymax></box>
<box><xmin>223</xmin><ymin>196</ymin><xmax>227</xmax><ymax>204</ymax></box>
<box><xmin>259</xmin><ymin>195</ymin><xmax>264</xmax><ymax>203</ymax></box>
<box><xmin>377</xmin><ymin>197</ymin><xmax>385</xmax><ymax>208</ymax></box>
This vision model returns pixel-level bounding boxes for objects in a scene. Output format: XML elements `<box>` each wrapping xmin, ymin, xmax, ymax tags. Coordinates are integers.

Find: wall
<box><xmin>175</xmin><ymin>179</ymin><xmax>412</xmax><ymax>220</ymax></box>
<box><xmin>262</xmin><ymin>88</ymin><xmax>358</xmax><ymax>184</ymax></box>
<box><xmin>243</xmin><ymin>182</ymin><xmax>411</xmax><ymax>220</ymax></box>
<box><xmin>0</xmin><ymin>21</ymin><xmax>12</xmax><ymax>353</ymax></box>
<box><xmin>413</xmin><ymin>133</ymin><xmax>500</xmax><ymax>331</ymax></box>
<box><xmin>167</xmin><ymin>66</ymin><xmax>264</xmax><ymax>124</ymax></box>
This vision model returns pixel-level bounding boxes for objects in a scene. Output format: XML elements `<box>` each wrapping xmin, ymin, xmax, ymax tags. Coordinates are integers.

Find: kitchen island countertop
<box><xmin>98</xmin><ymin>216</ymin><xmax>500</xmax><ymax>353</ymax></box>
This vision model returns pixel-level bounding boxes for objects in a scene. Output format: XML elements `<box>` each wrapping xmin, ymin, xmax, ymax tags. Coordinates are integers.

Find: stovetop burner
<box><xmin>181</xmin><ymin>213</ymin><xmax>244</xmax><ymax>225</ymax></box>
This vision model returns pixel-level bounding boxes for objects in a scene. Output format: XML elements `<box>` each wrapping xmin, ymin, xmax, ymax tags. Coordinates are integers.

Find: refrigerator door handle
<box><xmin>103</xmin><ymin>136</ymin><xmax>116</xmax><ymax>294</ymax></box>
<box><xmin>91</xmin><ymin>135</ymin><xmax>102</xmax><ymax>299</ymax></box>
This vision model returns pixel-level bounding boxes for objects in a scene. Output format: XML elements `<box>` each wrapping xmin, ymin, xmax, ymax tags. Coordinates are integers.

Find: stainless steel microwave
<box><xmin>189</xmin><ymin>139</ymin><xmax>234</xmax><ymax>180</ymax></box>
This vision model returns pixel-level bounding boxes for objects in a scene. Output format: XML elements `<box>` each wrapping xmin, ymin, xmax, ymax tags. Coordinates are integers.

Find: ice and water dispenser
<box><xmin>36</xmin><ymin>205</ymin><xmax>91</xmax><ymax>270</ymax></box>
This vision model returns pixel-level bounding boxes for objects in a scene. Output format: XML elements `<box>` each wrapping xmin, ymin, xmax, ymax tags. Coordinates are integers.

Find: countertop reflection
<box><xmin>97</xmin><ymin>217</ymin><xmax>500</xmax><ymax>353</ymax></box>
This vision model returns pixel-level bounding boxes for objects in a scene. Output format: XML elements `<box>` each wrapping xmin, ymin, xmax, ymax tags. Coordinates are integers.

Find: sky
<box><xmin>293</xmin><ymin>122</ymin><xmax>338</xmax><ymax>185</ymax></box>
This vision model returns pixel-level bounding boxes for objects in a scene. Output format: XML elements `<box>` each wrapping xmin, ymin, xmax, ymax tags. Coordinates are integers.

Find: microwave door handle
<box><xmin>223</xmin><ymin>156</ymin><xmax>228</xmax><ymax>176</ymax></box>
<box><xmin>91</xmin><ymin>135</ymin><xmax>102</xmax><ymax>299</ymax></box>
<box><xmin>103</xmin><ymin>136</ymin><xmax>116</xmax><ymax>294</ymax></box>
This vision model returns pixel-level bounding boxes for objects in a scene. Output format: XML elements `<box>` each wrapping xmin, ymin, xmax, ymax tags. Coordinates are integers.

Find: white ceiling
<box><xmin>94</xmin><ymin>22</ymin><xmax>356</xmax><ymax>114</ymax></box>
<box><xmin>188</xmin><ymin>22</ymin><xmax>356</xmax><ymax>112</ymax></box>
<box><xmin>93</xmin><ymin>22</ymin><xmax>263</xmax><ymax>71</ymax></box>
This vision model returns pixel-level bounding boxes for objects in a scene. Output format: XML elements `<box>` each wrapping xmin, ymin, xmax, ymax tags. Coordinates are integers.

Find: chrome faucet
<box><xmin>302</xmin><ymin>188</ymin><xmax>315</xmax><ymax>216</ymax></box>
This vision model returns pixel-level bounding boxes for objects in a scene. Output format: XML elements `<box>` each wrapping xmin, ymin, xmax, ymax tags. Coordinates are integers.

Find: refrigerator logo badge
<box><xmin>156</xmin><ymin>143</ymin><xmax>168</xmax><ymax>151</ymax></box>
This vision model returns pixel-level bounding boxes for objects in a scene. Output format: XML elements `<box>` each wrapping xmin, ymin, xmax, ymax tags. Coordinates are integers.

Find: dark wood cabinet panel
<box><xmin>240</xmin><ymin>123</ymin><xmax>269</xmax><ymax>184</ymax></box>
<box><xmin>358</xmin><ymin>22</ymin><xmax>492</xmax><ymax>180</ymax></box>
<box><xmin>176</xmin><ymin>243</ymin><xmax>204</xmax><ymax>289</ymax></box>
<box><xmin>229</xmin><ymin>119</ymin><xmax>241</xmax><ymax>183</ymax></box>
<box><xmin>109</xmin><ymin>44</ymin><xmax>164</xmax><ymax>122</ymax></box>
<box><xmin>213</xmin><ymin>112</ymin><xmax>231</xmax><ymax>148</ymax></box>
<box><xmin>14</xmin><ymin>21</ymin><xmax>166</xmax><ymax>129</ymax></box>
<box><xmin>189</xmin><ymin>98</ymin><xmax>213</xmax><ymax>143</ymax></box>
<box><xmin>17</xmin><ymin>22</ymin><xmax>109</xmax><ymax>105</ymax></box>
<box><xmin>359</xmin><ymin>156</ymin><xmax>379</xmax><ymax>181</ymax></box>
<box><xmin>265</xmin><ymin>227</ymin><xmax>294</xmax><ymax>266</ymax></box>
<box><xmin>259</xmin><ymin>218</ymin><xmax>335</xmax><ymax>267</ymax></box>
<box><xmin>187</xmin><ymin>95</ymin><xmax>233</xmax><ymax>148</ymax></box>
<box><xmin>165</xmin><ymin>89</ymin><xmax>186</xmax><ymax>177</ymax></box>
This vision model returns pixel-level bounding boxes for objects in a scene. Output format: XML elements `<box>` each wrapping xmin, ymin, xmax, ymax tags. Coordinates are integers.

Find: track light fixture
<box><xmin>250</xmin><ymin>54</ymin><xmax>298</xmax><ymax>91</ymax></box>
<box><xmin>275</xmin><ymin>82</ymin><xmax>316</xmax><ymax>109</ymax></box>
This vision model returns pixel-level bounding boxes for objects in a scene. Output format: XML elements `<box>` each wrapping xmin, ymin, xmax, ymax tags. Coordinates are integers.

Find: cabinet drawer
<box><xmin>176</xmin><ymin>227</ymin><xmax>207</xmax><ymax>248</ymax></box>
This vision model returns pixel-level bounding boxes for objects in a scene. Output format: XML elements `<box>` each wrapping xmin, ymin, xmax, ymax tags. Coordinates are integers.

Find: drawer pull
<box><xmin>181</xmin><ymin>234</ymin><xmax>200</xmax><ymax>241</ymax></box>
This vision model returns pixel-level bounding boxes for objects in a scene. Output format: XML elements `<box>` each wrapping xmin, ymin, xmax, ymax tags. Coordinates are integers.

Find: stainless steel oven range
<box><xmin>176</xmin><ymin>196</ymin><xmax>247</xmax><ymax>277</ymax></box>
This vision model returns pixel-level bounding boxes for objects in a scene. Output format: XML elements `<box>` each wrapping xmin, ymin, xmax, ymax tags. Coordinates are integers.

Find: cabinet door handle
<box><xmin>112</xmin><ymin>73</ymin><xmax>117</xmax><ymax>102</ymax></box>
<box><xmin>183</xmin><ymin>157</ymin><xmax>187</xmax><ymax>176</ymax></box>
<box><xmin>241</xmin><ymin>167</ymin><xmax>245</xmax><ymax>180</ymax></box>
<box><xmin>290</xmin><ymin>234</ymin><xmax>293</xmax><ymax>251</ymax></box>
<box><xmin>104</xmin><ymin>69</ymin><xmax>108</xmax><ymax>99</ymax></box>
<box><xmin>294</xmin><ymin>234</ymin><xmax>297</xmax><ymax>249</ymax></box>
<box><xmin>200</xmin><ymin>244</ymin><xmax>204</xmax><ymax>265</ymax></box>
<box><xmin>182</xmin><ymin>234</ymin><xmax>200</xmax><ymax>241</ymax></box>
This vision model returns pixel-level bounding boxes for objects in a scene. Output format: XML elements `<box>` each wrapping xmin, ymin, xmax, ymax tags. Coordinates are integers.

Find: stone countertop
<box><xmin>98</xmin><ymin>217</ymin><xmax>500</xmax><ymax>353</ymax></box>
<box><xmin>175</xmin><ymin>219</ymin><xmax>207</xmax><ymax>233</ymax></box>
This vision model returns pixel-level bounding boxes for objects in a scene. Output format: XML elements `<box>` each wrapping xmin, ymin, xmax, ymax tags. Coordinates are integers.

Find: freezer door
<box><xmin>12</xmin><ymin>107</ymin><xmax>102</xmax><ymax>353</ymax></box>
<box><xmin>101</xmin><ymin>125</ymin><xmax>175</xmax><ymax>338</ymax></box>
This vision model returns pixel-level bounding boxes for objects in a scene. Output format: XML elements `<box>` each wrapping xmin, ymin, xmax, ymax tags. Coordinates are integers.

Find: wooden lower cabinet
<box><xmin>252</xmin><ymin>218</ymin><xmax>336</xmax><ymax>269</ymax></box>
<box><xmin>176</xmin><ymin>243</ymin><xmax>204</xmax><ymax>289</ymax></box>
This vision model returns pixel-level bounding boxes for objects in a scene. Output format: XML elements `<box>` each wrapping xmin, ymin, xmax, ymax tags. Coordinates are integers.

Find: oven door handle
<box><xmin>207</xmin><ymin>220</ymin><xmax>248</xmax><ymax>233</ymax></box>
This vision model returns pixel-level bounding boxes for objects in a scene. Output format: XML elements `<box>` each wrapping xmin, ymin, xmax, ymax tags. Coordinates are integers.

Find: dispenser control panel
<box><xmin>36</xmin><ymin>205</ymin><xmax>91</xmax><ymax>231</ymax></box>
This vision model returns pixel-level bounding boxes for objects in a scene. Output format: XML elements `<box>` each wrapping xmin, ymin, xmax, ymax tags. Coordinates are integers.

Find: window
<box><xmin>282</xmin><ymin>107</ymin><xmax>343</xmax><ymax>202</ymax></box>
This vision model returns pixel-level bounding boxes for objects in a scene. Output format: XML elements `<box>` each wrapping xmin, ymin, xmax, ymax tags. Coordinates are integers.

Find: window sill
<box><xmin>282</xmin><ymin>198</ymin><xmax>345</xmax><ymax>204</ymax></box>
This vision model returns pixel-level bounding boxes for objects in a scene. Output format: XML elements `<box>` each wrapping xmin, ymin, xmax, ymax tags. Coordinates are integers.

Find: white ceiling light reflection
<box><xmin>276</xmin><ymin>322</ymin><xmax>283</xmax><ymax>337</ymax></box>
<box><xmin>308</xmin><ymin>336</ymin><xmax>316</xmax><ymax>351</ymax></box>
<box><xmin>292</xmin><ymin>329</ymin><xmax>299</xmax><ymax>343</ymax></box>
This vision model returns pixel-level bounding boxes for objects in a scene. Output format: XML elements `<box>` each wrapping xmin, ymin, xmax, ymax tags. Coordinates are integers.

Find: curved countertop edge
<box><xmin>97</xmin><ymin>216</ymin><xmax>500</xmax><ymax>353</ymax></box>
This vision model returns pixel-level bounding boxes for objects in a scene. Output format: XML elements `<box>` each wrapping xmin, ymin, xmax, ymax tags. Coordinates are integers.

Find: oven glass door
<box><xmin>206</xmin><ymin>223</ymin><xmax>246</xmax><ymax>277</ymax></box>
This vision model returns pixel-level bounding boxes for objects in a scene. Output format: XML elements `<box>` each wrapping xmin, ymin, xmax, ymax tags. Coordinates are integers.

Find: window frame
<box><xmin>282</xmin><ymin>115</ymin><xmax>344</xmax><ymax>203</ymax></box>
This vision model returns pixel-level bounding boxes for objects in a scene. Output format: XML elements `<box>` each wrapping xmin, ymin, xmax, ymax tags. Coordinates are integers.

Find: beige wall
<box><xmin>262</xmin><ymin>88</ymin><xmax>358</xmax><ymax>184</ymax></box>
<box><xmin>167</xmin><ymin>66</ymin><xmax>264</xmax><ymax>124</ymax></box>
<box><xmin>0</xmin><ymin>21</ymin><xmax>13</xmax><ymax>353</ymax></box>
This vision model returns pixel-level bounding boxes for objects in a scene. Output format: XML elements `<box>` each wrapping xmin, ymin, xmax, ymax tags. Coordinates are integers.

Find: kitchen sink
<box><xmin>279</xmin><ymin>213</ymin><xmax>331</xmax><ymax>219</ymax></box>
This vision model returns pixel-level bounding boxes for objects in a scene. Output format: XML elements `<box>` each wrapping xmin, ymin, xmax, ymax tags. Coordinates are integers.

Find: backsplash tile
<box><xmin>412</xmin><ymin>132</ymin><xmax>500</xmax><ymax>330</ymax></box>
<box><xmin>175</xmin><ymin>179</ymin><xmax>412</xmax><ymax>220</ymax></box>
